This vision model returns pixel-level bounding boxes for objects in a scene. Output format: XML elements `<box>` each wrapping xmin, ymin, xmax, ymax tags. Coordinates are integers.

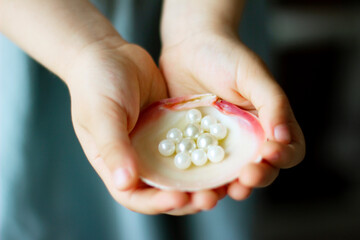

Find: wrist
<box><xmin>161</xmin><ymin>0</ymin><xmax>244</xmax><ymax>48</ymax></box>
<box><xmin>58</xmin><ymin>19</ymin><xmax>127</xmax><ymax>83</ymax></box>
<box><xmin>64</xmin><ymin>35</ymin><xmax>128</xmax><ymax>90</ymax></box>
<box><xmin>0</xmin><ymin>0</ymin><xmax>126</xmax><ymax>83</ymax></box>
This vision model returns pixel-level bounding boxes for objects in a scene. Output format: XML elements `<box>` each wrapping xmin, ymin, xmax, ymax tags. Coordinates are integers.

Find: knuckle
<box><xmin>100</xmin><ymin>142</ymin><xmax>123</xmax><ymax>166</ymax></box>
<box><xmin>272</xmin><ymin>93</ymin><xmax>290</xmax><ymax>110</ymax></box>
<box><xmin>282</xmin><ymin>145</ymin><xmax>304</xmax><ymax>169</ymax></box>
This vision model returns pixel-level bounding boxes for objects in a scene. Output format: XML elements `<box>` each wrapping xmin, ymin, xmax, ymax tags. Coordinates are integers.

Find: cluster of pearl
<box><xmin>158</xmin><ymin>109</ymin><xmax>227</xmax><ymax>169</ymax></box>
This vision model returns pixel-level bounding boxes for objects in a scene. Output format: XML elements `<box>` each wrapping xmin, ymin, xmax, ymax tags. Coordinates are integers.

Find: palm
<box><xmin>69</xmin><ymin>44</ymin><xmax>166</xmax><ymax>131</ymax></box>
<box><xmin>160</xmin><ymin>33</ymin><xmax>258</xmax><ymax>110</ymax></box>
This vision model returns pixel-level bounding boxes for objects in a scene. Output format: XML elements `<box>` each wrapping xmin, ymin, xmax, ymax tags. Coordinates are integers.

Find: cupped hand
<box><xmin>160</xmin><ymin>30</ymin><xmax>305</xmax><ymax>202</ymax></box>
<box><xmin>65</xmin><ymin>38</ymin><xmax>222</xmax><ymax>215</ymax></box>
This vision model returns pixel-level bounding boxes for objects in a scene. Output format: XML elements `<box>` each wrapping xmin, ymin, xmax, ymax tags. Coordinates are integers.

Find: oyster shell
<box><xmin>130</xmin><ymin>94</ymin><xmax>265</xmax><ymax>192</ymax></box>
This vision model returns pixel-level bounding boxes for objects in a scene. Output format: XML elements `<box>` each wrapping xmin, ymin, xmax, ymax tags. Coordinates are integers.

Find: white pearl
<box><xmin>207</xmin><ymin>145</ymin><xmax>225</xmax><ymax>163</ymax></box>
<box><xmin>184</xmin><ymin>123</ymin><xmax>200</xmax><ymax>139</ymax></box>
<box><xmin>186</xmin><ymin>109</ymin><xmax>202</xmax><ymax>123</ymax></box>
<box><xmin>201</xmin><ymin>115</ymin><xmax>217</xmax><ymax>131</ymax></box>
<box><xmin>174</xmin><ymin>152</ymin><xmax>191</xmax><ymax>169</ymax></box>
<box><xmin>158</xmin><ymin>139</ymin><xmax>175</xmax><ymax>156</ymax></box>
<box><xmin>166</xmin><ymin>128</ymin><xmax>183</xmax><ymax>143</ymax></box>
<box><xmin>191</xmin><ymin>149</ymin><xmax>208</xmax><ymax>166</ymax></box>
<box><xmin>176</xmin><ymin>138</ymin><xmax>196</xmax><ymax>153</ymax></box>
<box><xmin>197</xmin><ymin>133</ymin><xmax>218</xmax><ymax>149</ymax></box>
<box><xmin>209</xmin><ymin>123</ymin><xmax>227</xmax><ymax>139</ymax></box>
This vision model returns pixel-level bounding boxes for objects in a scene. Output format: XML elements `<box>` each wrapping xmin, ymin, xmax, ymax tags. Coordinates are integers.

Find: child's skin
<box><xmin>0</xmin><ymin>0</ymin><xmax>305</xmax><ymax>215</ymax></box>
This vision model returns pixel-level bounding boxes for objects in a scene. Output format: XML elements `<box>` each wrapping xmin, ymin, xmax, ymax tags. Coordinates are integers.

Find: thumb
<box><xmin>248</xmin><ymin>79</ymin><xmax>293</xmax><ymax>144</ymax></box>
<box><xmin>235</xmin><ymin>54</ymin><xmax>305</xmax><ymax>168</ymax></box>
<box><xmin>87</xmin><ymin>106</ymin><xmax>139</xmax><ymax>191</ymax></box>
<box><xmin>235</xmin><ymin>52</ymin><xmax>293</xmax><ymax>143</ymax></box>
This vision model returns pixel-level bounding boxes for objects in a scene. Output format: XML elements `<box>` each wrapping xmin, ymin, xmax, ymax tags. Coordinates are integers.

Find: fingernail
<box><xmin>274</xmin><ymin>124</ymin><xmax>291</xmax><ymax>143</ymax></box>
<box><xmin>113</xmin><ymin>168</ymin><xmax>131</xmax><ymax>189</ymax></box>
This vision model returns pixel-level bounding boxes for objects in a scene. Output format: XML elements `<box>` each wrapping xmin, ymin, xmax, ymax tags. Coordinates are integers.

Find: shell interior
<box><xmin>131</xmin><ymin>104</ymin><xmax>264</xmax><ymax>192</ymax></box>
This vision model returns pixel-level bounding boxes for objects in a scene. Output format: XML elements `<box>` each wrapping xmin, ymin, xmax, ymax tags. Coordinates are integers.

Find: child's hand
<box><xmin>67</xmin><ymin>40</ymin><xmax>174</xmax><ymax>214</ymax></box>
<box><xmin>160</xmin><ymin>29</ymin><xmax>305</xmax><ymax>201</ymax></box>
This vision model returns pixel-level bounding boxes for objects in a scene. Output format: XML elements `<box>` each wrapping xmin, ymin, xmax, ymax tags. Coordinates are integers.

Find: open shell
<box><xmin>130</xmin><ymin>94</ymin><xmax>266</xmax><ymax>192</ymax></box>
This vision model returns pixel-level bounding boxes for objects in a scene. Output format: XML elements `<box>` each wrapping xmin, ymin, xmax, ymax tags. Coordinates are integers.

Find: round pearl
<box><xmin>191</xmin><ymin>149</ymin><xmax>208</xmax><ymax>166</ymax></box>
<box><xmin>184</xmin><ymin>123</ymin><xmax>200</xmax><ymax>139</ymax></box>
<box><xmin>201</xmin><ymin>115</ymin><xmax>217</xmax><ymax>131</ymax></box>
<box><xmin>176</xmin><ymin>138</ymin><xmax>196</xmax><ymax>153</ymax></box>
<box><xmin>166</xmin><ymin>128</ymin><xmax>183</xmax><ymax>143</ymax></box>
<box><xmin>174</xmin><ymin>152</ymin><xmax>191</xmax><ymax>169</ymax></box>
<box><xmin>186</xmin><ymin>109</ymin><xmax>202</xmax><ymax>123</ymax></box>
<box><xmin>209</xmin><ymin>123</ymin><xmax>227</xmax><ymax>139</ymax></box>
<box><xmin>197</xmin><ymin>133</ymin><xmax>218</xmax><ymax>149</ymax></box>
<box><xmin>207</xmin><ymin>145</ymin><xmax>225</xmax><ymax>163</ymax></box>
<box><xmin>158</xmin><ymin>139</ymin><xmax>175</xmax><ymax>156</ymax></box>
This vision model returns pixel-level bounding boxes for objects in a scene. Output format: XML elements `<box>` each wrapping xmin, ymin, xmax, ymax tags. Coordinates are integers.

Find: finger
<box><xmin>85</xmin><ymin>152</ymin><xmax>191</xmax><ymax>215</ymax></box>
<box><xmin>143</xmin><ymin>62</ymin><xmax>168</xmax><ymax>107</ymax></box>
<box><xmin>214</xmin><ymin>186</ymin><xmax>228</xmax><ymax>201</ymax></box>
<box><xmin>117</xmin><ymin>188</ymin><xmax>190</xmax><ymax>215</ymax></box>
<box><xmin>227</xmin><ymin>181</ymin><xmax>252</xmax><ymax>201</ymax></box>
<box><xmin>234</xmin><ymin>50</ymin><xmax>300</xmax><ymax>145</ymax></box>
<box><xmin>72</xmin><ymin>124</ymin><xmax>105</xmax><ymax>175</ymax></box>
<box><xmin>165</xmin><ymin>203</ymin><xmax>201</xmax><ymax>216</ymax></box>
<box><xmin>192</xmin><ymin>190</ymin><xmax>219</xmax><ymax>211</ymax></box>
<box><xmin>244</xmin><ymin>80</ymin><xmax>293</xmax><ymax>144</ymax></box>
<box><xmin>239</xmin><ymin>162</ymin><xmax>280</xmax><ymax>188</ymax></box>
<box><xmin>87</xmin><ymin>106</ymin><xmax>139</xmax><ymax>191</ymax></box>
<box><xmin>166</xmin><ymin>188</ymin><xmax>225</xmax><ymax>216</ymax></box>
<box><xmin>165</xmin><ymin>189</ymin><xmax>221</xmax><ymax>216</ymax></box>
<box><xmin>261</xmin><ymin>139</ymin><xmax>305</xmax><ymax>169</ymax></box>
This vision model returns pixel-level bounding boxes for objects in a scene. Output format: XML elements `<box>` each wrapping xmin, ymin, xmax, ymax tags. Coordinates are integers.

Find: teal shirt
<box><xmin>1</xmin><ymin>1</ymin><xmax>268</xmax><ymax>239</ymax></box>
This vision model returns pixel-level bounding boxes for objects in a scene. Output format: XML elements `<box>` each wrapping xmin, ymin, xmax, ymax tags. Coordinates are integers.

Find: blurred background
<box><xmin>1</xmin><ymin>0</ymin><xmax>359</xmax><ymax>239</ymax></box>
<box><xmin>241</xmin><ymin>0</ymin><xmax>360</xmax><ymax>239</ymax></box>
